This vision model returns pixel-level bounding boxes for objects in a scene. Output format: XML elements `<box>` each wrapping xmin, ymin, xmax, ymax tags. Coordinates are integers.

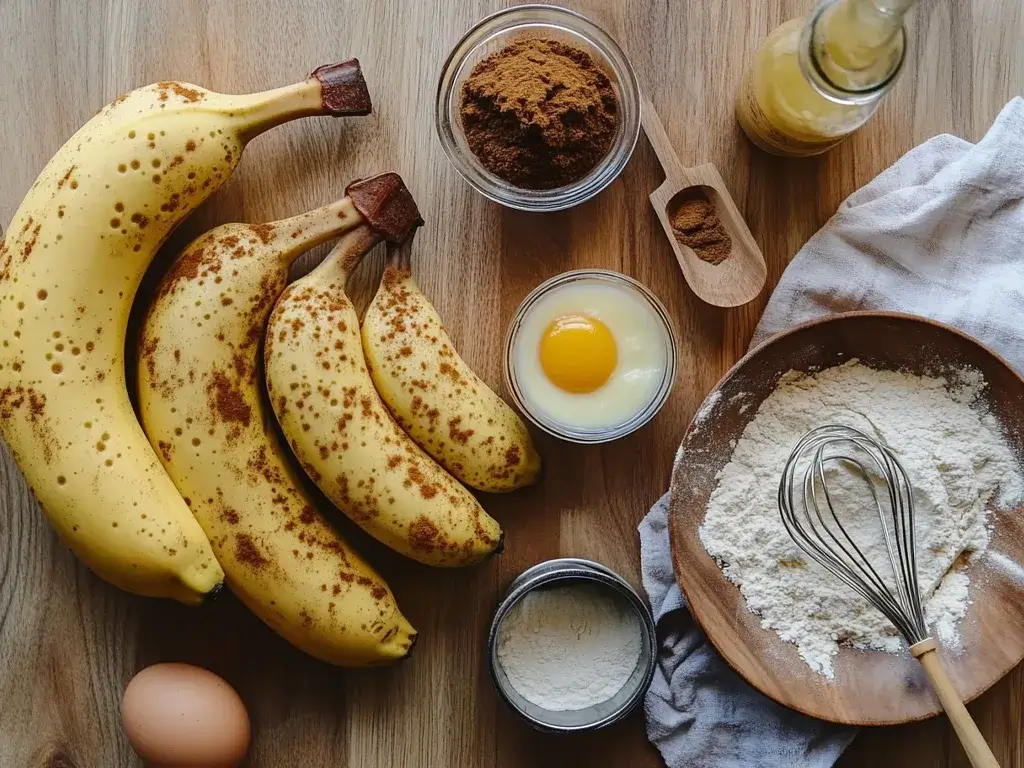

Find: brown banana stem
<box><xmin>385</xmin><ymin>228</ymin><xmax>415</xmax><ymax>272</ymax></box>
<box><xmin>346</xmin><ymin>173</ymin><xmax>424</xmax><ymax>243</ymax></box>
<box><xmin>313</xmin><ymin>225</ymin><xmax>383</xmax><ymax>283</ymax></box>
<box><xmin>261</xmin><ymin>173</ymin><xmax>420</xmax><ymax>272</ymax></box>
<box><xmin>236</xmin><ymin>59</ymin><xmax>371</xmax><ymax>139</ymax></box>
<box><xmin>267</xmin><ymin>198</ymin><xmax>364</xmax><ymax>267</ymax></box>
<box><xmin>311</xmin><ymin>60</ymin><xmax>372</xmax><ymax>115</ymax></box>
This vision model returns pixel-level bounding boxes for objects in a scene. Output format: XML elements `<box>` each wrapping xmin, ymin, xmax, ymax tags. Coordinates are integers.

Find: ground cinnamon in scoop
<box><xmin>670</xmin><ymin>194</ymin><xmax>732</xmax><ymax>265</ymax></box>
<box><xmin>460</xmin><ymin>38</ymin><xmax>619</xmax><ymax>190</ymax></box>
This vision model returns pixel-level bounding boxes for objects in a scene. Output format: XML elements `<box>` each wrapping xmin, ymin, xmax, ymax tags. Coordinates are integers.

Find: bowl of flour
<box><xmin>486</xmin><ymin>558</ymin><xmax>656</xmax><ymax>732</ymax></box>
<box><xmin>668</xmin><ymin>312</ymin><xmax>1024</xmax><ymax>725</ymax></box>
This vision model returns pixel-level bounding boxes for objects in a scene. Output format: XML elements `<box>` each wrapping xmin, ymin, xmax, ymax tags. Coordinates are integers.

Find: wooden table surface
<box><xmin>1</xmin><ymin>1</ymin><xmax>1021</xmax><ymax>766</ymax></box>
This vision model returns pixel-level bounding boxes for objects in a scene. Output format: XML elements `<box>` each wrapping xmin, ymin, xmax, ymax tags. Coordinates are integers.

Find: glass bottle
<box><xmin>736</xmin><ymin>0</ymin><xmax>915</xmax><ymax>157</ymax></box>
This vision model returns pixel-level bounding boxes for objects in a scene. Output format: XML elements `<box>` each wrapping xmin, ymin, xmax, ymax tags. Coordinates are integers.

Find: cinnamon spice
<box><xmin>460</xmin><ymin>38</ymin><xmax>619</xmax><ymax>189</ymax></box>
<box><xmin>670</xmin><ymin>193</ymin><xmax>732</xmax><ymax>265</ymax></box>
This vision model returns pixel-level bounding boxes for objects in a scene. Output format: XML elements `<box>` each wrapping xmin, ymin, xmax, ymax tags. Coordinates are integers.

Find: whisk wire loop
<box><xmin>778</xmin><ymin>424</ymin><xmax>930</xmax><ymax>646</ymax></box>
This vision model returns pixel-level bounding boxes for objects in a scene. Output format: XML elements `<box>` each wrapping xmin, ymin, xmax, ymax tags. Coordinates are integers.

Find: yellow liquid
<box><xmin>737</xmin><ymin>1</ymin><xmax>908</xmax><ymax>157</ymax></box>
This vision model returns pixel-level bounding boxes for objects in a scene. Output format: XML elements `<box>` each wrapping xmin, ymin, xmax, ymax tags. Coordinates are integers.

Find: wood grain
<box><xmin>668</xmin><ymin>313</ymin><xmax>1024</xmax><ymax>726</ymax></box>
<box><xmin>0</xmin><ymin>1</ymin><xmax>1020</xmax><ymax>766</ymax></box>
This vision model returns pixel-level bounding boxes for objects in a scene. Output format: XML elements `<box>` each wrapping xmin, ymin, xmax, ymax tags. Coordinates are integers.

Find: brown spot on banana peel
<box><xmin>269</xmin><ymin>228</ymin><xmax>502</xmax><ymax>566</ymax></box>
<box><xmin>345</xmin><ymin>173</ymin><xmax>424</xmax><ymax>243</ymax></box>
<box><xmin>369</xmin><ymin>232</ymin><xmax>542</xmax><ymax>493</ymax></box>
<box><xmin>311</xmin><ymin>59</ymin><xmax>372</xmax><ymax>116</ymax></box>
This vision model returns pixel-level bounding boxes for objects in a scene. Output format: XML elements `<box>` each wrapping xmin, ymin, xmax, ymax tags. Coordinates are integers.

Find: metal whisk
<box><xmin>779</xmin><ymin>425</ymin><xmax>999</xmax><ymax>768</ymax></box>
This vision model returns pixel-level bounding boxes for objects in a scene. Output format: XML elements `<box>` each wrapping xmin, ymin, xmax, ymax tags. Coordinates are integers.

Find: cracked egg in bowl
<box><xmin>504</xmin><ymin>270</ymin><xmax>677</xmax><ymax>444</ymax></box>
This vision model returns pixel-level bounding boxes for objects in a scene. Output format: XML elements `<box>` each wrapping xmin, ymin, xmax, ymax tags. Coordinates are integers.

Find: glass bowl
<box><xmin>435</xmin><ymin>4</ymin><xmax>641</xmax><ymax>212</ymax></box>
<box><xmin>504</xmin><ymin>269</ymin><xmax>678</xmax><ymax>444</ymax></box>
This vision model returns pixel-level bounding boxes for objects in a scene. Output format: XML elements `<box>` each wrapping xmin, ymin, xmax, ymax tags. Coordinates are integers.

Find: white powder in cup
<box><xmin>495</xmin><ymin>583</ymin><xmax>642</xmax><ymax>711</ymax></box>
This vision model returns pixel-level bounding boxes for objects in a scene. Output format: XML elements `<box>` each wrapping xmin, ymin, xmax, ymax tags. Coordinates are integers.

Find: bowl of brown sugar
<box><xmin>436</xmin><ymin>5</ymin><xmax>641</xmax><ymax>212</ymax></box>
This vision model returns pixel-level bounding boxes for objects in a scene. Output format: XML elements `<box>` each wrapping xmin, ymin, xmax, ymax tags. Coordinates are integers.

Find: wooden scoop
<box><xmin>641</xmin><ymin>95</ymin><xmax>767</xmax><ymax>307</ymax></box>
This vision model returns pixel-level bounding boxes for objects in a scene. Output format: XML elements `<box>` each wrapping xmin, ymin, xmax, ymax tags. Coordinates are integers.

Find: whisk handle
<box><xmin>911</xmin><ymin>640</ymin><xmax>1000</xmax><ymax>768</ymax></box>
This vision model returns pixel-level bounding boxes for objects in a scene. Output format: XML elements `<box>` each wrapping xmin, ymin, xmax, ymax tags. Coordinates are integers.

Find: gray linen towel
<box><xmin>640</xmin><ymin>97</ymin><xmax>1024</xmax><ymax>768</ymax></box>
<box><xmin>640</xmin><ymin>495</ymin><xmax>856</xmax><ymax>768</ymax></box>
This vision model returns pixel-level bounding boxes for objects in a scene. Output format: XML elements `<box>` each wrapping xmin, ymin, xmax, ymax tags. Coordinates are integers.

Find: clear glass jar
<box><xmin>736</xmin><ymin>0</ymin><xmax>910</xmax><ymax>157</ymax></box>
<box><xmin>435</xmin><ymin>5</ymin><xmax>641</xmax><ymax>212</ymax></box>
<box><xmin>504</xmin><ymin>270</ymin><xmax>678</xmax><ymax>444</ymax></box>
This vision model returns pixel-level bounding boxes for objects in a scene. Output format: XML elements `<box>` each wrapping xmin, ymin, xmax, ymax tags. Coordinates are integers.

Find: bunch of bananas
<box><xmin>0</xmin><ymin>61</ymin><xmax>540</xmax><ymax>666</ymax></box>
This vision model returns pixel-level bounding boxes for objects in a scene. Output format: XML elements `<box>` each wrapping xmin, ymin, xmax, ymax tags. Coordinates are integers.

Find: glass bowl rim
<box><xmin>434</xmin><ymin>4</ymin><xmax>642</xmax><ymax>212</ymax></box>
<box><xmin>503</xmin><ymin>269</ymin><xmax>679</xmax><ymax>444</ymax></box>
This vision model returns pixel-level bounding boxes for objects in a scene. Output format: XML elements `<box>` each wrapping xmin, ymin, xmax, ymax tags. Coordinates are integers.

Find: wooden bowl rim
<box><xmin>668</xmin><ymin>309</ymin><xmax>1024</xmax><ymax>726</ymax></box>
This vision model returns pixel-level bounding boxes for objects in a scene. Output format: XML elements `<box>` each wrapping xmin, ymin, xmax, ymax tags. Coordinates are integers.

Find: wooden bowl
<box><xmin>668</xmin><ymin>312</ymin><xmax>1024</xmax><ymax>725</ymax></box>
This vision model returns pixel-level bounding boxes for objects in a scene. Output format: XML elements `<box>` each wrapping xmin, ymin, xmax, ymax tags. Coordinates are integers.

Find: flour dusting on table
<box><xmin>698</xmin><ymin>360</ymin><xmax>1024</xmax><ymax>677</ymax></box>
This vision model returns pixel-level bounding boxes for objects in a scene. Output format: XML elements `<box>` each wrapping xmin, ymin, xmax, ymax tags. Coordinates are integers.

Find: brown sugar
<box><xmin>459</xmin><ymin>38</ymin><xmax>619</xmax><ymax>190</ymax></box>
<box><xmin>670</xmin><ymin>193</ymin><xmax>732</xmax><ymax>265</ymax></box>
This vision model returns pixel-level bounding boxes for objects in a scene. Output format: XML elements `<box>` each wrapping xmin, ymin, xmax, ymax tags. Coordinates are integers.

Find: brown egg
<box><xmin>121</xmin><ymin>663</ymin><xmax>250</xmax><ymax>767</ymax></box>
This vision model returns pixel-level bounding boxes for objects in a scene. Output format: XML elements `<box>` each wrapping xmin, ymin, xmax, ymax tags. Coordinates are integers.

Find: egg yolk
<box><xmin>538</xmin><ymin>314</ymin><xmax>617</xmax><ymax>394</ymax></box>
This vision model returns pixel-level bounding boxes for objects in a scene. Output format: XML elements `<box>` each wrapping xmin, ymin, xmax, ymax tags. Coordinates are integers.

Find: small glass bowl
<box><xmin>504</xmin><ymin>270</ymin><xmax>678</xmax><ymax>444</ymax></box>
<box><xmin>435</xmin><ymin>4</ymin><xmax>641</xmax><ymax>212</ymax></box>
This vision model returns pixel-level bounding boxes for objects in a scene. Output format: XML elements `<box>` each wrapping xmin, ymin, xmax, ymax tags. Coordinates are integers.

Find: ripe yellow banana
<box><xmin>362</xmin><ymin>236</ymin><xmax>542</xmax><ymax>493</ymax></box>
<box><xmin>138</xmin><ymin>175</ymin><xmax>419</xmax><ymax>665</ymax></box>
<box><xmin>265</xmin><ymin>225</ymin><xmax>504</xmax><ymax>567</ymax></box>
<box><xmin>0</xmin><ymin>60</ymin><xmax>372</xmax><ymax>604</ymax></box>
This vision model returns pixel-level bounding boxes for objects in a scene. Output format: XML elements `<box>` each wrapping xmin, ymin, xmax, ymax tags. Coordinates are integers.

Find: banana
<box><xmin>0</xmin><ymin>60</ymin><xmax>372</xmax><ymax>604</ymax></box>
<box><xmin>264</xmin><ymin>224</ymin><xmax>504</xmax><ymax>567</ymax></box>
<box><xmin>362</xmin><ymin>235</ymin><xmax>542</xmax><ymax>493</ymax></box>
<box><xmin>138</xmin><ymin>175</ymin><xmax>419</xmax><ymax>665</ymax></box>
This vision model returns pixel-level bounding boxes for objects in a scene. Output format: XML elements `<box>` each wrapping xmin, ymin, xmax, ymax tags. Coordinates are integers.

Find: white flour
<box><xmin>699</xmin><ymin>360</ymin><xmax>1024</xmax><ymax>678</ymax></box>
<box><xmin>495</xmin><ymin>583</ymin><xmax>641</xmax><ymax>711</ymax></box>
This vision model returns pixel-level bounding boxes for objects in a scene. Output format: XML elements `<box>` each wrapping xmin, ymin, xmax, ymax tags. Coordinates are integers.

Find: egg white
<box><xmin>512</xmin><ymin>279</ymin><xmax>669</xmax><ymax>430</ymax></box>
